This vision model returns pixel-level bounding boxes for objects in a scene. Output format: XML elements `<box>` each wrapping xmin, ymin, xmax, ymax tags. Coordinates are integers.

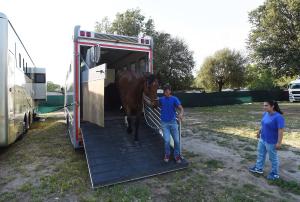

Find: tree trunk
<box><xmin>218</xmin><ymin>81</ymin><xmax>223</xmax><ymax>92</ymax></box>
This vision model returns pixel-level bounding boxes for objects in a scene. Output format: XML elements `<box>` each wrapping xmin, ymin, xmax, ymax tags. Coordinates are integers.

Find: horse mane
<box><xmin>144</xmin><ymin>73</ymin><xmax>157</xmax><ymax>86</ymax></box>
<box><xmin>116</xmin><ymin>70</ymin><xmax>158</xmax><ymax>88</ymax></box>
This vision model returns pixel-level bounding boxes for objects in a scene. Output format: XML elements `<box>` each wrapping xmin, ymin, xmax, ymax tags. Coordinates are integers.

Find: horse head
<box><xmin>143</xmin><ymin>74</ymin><xmax>159</xmax><ymax>108</ymax></box>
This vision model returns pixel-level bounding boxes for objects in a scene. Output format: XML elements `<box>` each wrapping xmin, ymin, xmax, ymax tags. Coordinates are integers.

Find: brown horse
<box><xmin>117</xmin><ymin>70</ymin><xmax>159</xmax><ymax>142</ymax></box>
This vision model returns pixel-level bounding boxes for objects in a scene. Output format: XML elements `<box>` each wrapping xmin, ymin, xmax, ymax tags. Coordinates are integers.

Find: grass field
<box><xmin>0</xmin><ymin>103</ymin><xmax>299</xmax><ymax>201</ymax></box>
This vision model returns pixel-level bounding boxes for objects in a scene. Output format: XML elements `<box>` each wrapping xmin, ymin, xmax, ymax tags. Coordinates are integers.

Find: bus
<box><xmin>0</xmin><ymin>12</ymin><xmax>46</xmax><ymax>146</ymax></box>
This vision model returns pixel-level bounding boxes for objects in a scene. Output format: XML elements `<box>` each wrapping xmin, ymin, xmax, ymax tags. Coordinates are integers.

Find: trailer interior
<box><xmin>80</xmin><ymin>47</ymin><xmax>149</xmax><ymax>119</ymax></box>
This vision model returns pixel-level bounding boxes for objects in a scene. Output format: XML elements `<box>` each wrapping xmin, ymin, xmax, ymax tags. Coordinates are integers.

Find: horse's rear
<box><xmin>117</xmin><ymin>70</ymin><xmax>144</xmax><ymax>115</ymax></box>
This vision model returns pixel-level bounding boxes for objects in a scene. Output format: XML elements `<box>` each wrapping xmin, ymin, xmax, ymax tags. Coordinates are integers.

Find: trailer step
<box><xmin>81</xmin><ymin>119</ymin><xmax>188</xmax><ymax>188</ymax></box>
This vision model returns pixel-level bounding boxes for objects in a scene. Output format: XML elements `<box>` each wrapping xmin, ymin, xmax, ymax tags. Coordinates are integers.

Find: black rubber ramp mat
<box><xmin>81</xmin><ymin>119</ymin><xmax>188</xmax><ymax>188</ymax></box>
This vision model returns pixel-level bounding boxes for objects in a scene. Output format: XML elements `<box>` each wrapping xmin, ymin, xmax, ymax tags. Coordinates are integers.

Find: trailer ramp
<box><xmin>81</xmin><ymin>118</ymin><xmax>188</xmax><ymax>188</ymax></box>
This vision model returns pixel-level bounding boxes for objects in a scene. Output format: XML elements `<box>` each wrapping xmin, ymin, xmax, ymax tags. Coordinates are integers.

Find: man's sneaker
<box><xmin>175</xmin><ymin>156</ymin><xmax>182</xmax><ymax>164</ymax></box>
<box><xmin>164</xmin><ymin>155</ymin><xmax>170</xmax><ymax>163</ymax></box>
<box><xmin>267</xmin><ymin>173</ymin><xmax>280</xmax><ymax>180</ymax></box>
<box><xmin>249</xmin><ymin>166</ymin><xmax>263</xmax><ymax>174</ymax></box>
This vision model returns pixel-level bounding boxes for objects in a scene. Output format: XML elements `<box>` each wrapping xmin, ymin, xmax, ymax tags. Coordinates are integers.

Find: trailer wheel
<box><xmin>66</xmin><ymin>114</ymin><xmax>70</xmax><ymax>127</ymax></box>
<box><xmin>23</xmin><ymin>115</ymin><xmax>28</xmax><ymax>134</ymax></box>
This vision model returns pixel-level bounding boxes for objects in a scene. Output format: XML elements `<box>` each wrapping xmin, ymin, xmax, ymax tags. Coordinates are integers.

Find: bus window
<box><xmin>23</xmin><ymin>58</ymin><xmax>25</xmax><ymax>71</ymax></box>
<box><xmin>34</xmin><ymin>74</ymin><xmax>46</xmax><ymax>83</ymax></box>
<box><xmin>26</xmin><ymin>62</ymin><xmax>28</xmax><ymax>73</ymax></box>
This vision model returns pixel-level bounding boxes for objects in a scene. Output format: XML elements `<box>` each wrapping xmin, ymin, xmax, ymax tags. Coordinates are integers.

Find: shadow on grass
<box><xmin>189</xmin><ymin>126</ymin><xmax>300</xmax><ymax>196</ymax></box>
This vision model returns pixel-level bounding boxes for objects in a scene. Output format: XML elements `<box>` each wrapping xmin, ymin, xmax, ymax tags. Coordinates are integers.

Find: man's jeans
<box><xmin>161</xmin><ymin>120</ymin><xmax>180</xmax><ymax>158</ymax></box>
<box><xmin>255</xmin><ymin>138</ymin><xmax>279</xmax><ymax>175</ymax></box>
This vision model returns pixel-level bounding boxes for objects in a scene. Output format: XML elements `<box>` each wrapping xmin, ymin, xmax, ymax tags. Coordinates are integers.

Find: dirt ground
<box><xmin>0</xmin><ymin>103</ymin><xmax>300</xmax><ymax>202</ymax></box>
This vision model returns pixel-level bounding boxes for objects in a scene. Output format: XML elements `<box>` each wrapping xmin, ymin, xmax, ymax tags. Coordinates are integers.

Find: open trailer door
<box><xmin>81</xmin><ymin>46</ymin><xmax>105</xmax><ymax>127</ymax></box>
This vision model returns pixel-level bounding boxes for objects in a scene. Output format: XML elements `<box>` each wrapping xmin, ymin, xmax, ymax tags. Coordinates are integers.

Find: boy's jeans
<box><xmin>161</xmin><ymin>120</ymin><xmax>180</xmax><ymax>158</ymax></box>
<box><xmin>255</xmin><ymin>138</ymin><xmax>279</xmax><ymax>175</ymax></box>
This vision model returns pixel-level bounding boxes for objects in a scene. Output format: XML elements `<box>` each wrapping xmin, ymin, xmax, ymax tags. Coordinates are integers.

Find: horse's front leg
<box><xmin>124</xmin><ymin>106</ymin><xmax>133</xmax><ymax>134</ymax></box>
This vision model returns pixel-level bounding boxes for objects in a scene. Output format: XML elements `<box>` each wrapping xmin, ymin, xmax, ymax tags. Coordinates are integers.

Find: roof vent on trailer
<box><xmin>139</xmin><ymin>36</ymin><xmax>151</xmax><ymax>45</ymax></box>
<box><xmin>79</xmin><ymin>30</ymin><xmax>92</xmax><ymax>38</ymax></box>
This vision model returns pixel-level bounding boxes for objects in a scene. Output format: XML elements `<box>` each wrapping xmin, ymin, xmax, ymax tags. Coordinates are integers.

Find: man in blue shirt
<box><xmin>159</xmin><ymin>84</ymin><xmax>184</xmax><ymax>163</ymax></box>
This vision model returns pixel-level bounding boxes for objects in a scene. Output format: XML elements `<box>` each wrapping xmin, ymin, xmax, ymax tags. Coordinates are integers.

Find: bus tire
<box><xmin>28</xmin><ymin>112</ymin><xmax>32</xmax><ymax>126</ymax></box>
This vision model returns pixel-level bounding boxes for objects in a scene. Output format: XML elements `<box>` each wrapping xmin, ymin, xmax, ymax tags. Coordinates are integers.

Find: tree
<box><xmin>195</xmin><ymin>49</ymin><xmax>246</xmax><ymax>92</ymax></box>
<box><xmin>245</xmin><ymin>64</ymin><xmax>276</xmax><ymax>90</ymax></box>
<box><xmin>95</xmin><ymin>17</ymin><xmax>112</xmax><ymax>34</ymax></box>
<box><xmin>95</xmin><ymin>9</ymin><xmax>195</xmax><ymax>90</ymax></box>
<box><xmin>95</xmin><ymin>9</ymin><xmax>155</xmax><ymax>36</ymax></box>
<box><xmin>248</xmin><ymin>0</ymin><xmax>300</xmax><ymax>77</ymax></box>
<box><xmin>153</xmin><ymin>32</ymin><xmax>195</xmax><ymax>90</ymax></box>
<box><xmin>47</xmin><ymin>81</ymin><xmax>61</xmax><ymax>92</ymax></box>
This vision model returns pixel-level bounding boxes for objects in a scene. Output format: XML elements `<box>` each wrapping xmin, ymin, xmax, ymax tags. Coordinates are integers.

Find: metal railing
<box><xmin>143</xmin><ymin>95</ymin><xmax>182</xmax><ymax>155</ymax></box>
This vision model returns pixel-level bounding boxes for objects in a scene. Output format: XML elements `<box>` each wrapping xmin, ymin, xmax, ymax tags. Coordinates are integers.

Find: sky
<box><xmin>1</xmin><ymin>0</ymin><xmax>264</xmax><ymax>85</ymax></box>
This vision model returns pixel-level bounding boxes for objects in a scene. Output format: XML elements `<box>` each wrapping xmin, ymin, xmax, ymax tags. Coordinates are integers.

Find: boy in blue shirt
<box><xmin>249</xmin><ymin>100</ymin><xmax>285</xmax><ymax>180</ymax></box>
<box><xmin>159</xmin><ymin>84</ymin><xmax>184</xmax><ymax>163</ymax></box>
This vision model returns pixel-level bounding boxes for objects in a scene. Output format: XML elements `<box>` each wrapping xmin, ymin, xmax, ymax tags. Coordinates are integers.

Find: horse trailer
<box><xmin>0</xmin><ymin>12</ymin><xmax>46</xmax><ymax>146</ymax></box>
<box><xmin>65</xmin><ymin>26</ymin><xmax>187</xmax><ymax>188</ymax></box>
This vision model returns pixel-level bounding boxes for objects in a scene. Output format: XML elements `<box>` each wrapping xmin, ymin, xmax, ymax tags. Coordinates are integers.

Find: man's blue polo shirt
<box><xmin>159</xmin><ymin>96</ymin><xmax>181</xmax><ymax>122</ymax></box>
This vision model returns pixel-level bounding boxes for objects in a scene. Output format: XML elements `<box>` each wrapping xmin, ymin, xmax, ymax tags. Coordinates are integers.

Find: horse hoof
<box><xmin>127</xmin><ymin>128</ymin><xmax>132</xmax><ymax>134</ymax></box>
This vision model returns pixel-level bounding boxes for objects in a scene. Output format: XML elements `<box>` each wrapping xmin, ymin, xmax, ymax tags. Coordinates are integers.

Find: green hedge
<box><xmin>37</xmin><ymin>95</ymin><xmax>65</xmax><ymax>113</ymax></box>
<box><xmin>170</xmin><ymin>90</ymin><xmax>288</xmax><ymax>107</ymax></box>
<box><xmin>37</xmin><ymin>90</ymin><xmax>288</xmax><ymax>113</ymax></box>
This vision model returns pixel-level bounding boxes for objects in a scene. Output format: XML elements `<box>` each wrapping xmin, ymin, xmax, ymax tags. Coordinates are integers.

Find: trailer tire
<box><xmin>66</xmin><ymin>114</ymin><xmax>70</xmax><ymax>136</ymax></box>
<box><xmin>22</xmin><ymin>115</ymin><xmax>28</xmax><ymax>134</ymax></box>
<box><xmin>66</xmin><ymin>114</ymin><xmax>70</xmax><ymax>127</ymax></box>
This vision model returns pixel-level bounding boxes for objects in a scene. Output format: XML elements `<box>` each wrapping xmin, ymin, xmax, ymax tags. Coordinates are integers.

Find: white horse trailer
<box><xmin>64</xmin><ymin>26</ymin><xmax>187</xmax><ymax>188</ymax></box>
<box><xmin>0</xmin><ymin>12</ymin><xmax>46</xmax><ymax>146</ymax></box>
<box><xmin>65</xmin><ymin>26</ymin><xmax>154</xmax><ymax>149</ymax></box>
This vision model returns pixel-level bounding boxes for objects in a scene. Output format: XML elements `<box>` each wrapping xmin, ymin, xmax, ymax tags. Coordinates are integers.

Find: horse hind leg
<box><xmin>124</xmin><ymin>106</ymin><xmax>132</xmax><ymax>134</ymax></box>
<box><xmin>134</xmin><ymin>113</ymin><xmax>141</xmax><ymax>142</ymax></box>
<box><xmin>126</xmin><ymin>116</ymin><xmax>133</xmax><ymax>134</ymax></box>
<box><xmin>124</xmin><ymin>115</ymin><xmax>128</xmax><ymax>127</ymax></box>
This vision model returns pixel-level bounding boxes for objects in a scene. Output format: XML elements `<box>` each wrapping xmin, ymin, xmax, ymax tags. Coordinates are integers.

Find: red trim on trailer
<box><xmin>77</xmin><ymin>41</ymin><xmax>151</xmax><ymax>52</ymax></box>
<box><xmin>149</xmin><ymin>51</ymin><xmax>153</xmax><ymax>73</ymax></box>
<box><xmin>78</xmin><ymin>41</ymin><xmax>153</xmax><ymax>73</ymax></box>
<box><xmin>74</xmin><ymin>41</ymin><xmax>79</xmax><ymax>143</ymax></box>
<box><xmin>101</xmin><ymin>44</ymin><xmax>151</xmax><ymax>52</ymax></box>
<box><xmin>77</xmin><ymin>41</ymin><xmax>97</xmax><ymax>46</ymax></box>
